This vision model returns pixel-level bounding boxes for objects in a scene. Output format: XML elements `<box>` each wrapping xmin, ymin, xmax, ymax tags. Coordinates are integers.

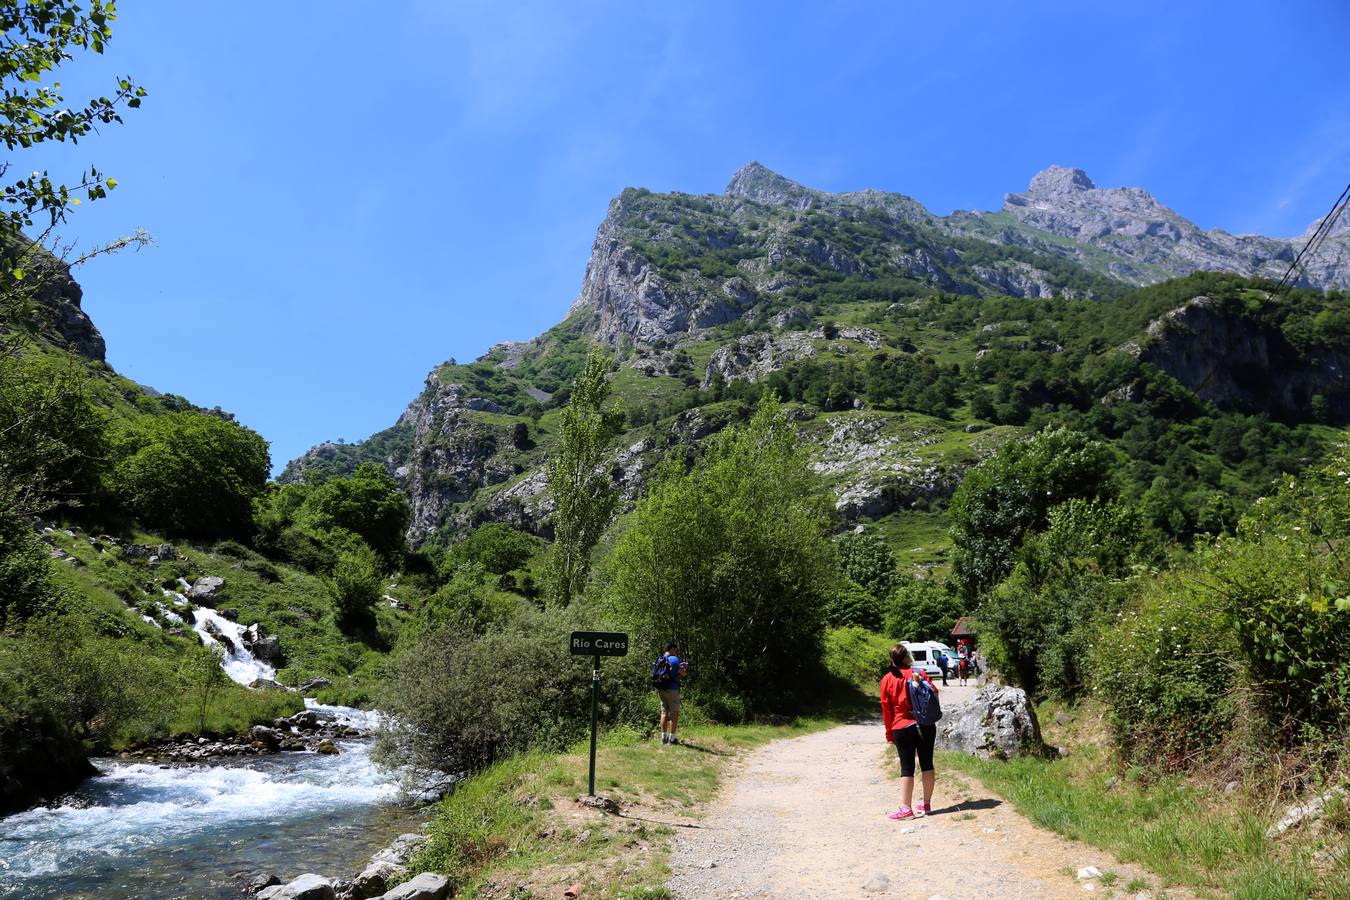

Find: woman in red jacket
<box><xmin>879</xmin><ymin>643</ymin><xmax>938</xmax><ymax>820</ymax></box>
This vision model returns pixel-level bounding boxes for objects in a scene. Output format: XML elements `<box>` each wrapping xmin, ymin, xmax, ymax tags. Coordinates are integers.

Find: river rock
<box><xmin>935</xmin><ymin>685</ymin><xmax>1047</xmax><ymax>759</ymax></box>
<box><xmin>354</xmin><ymin>860</ymin><xmax>404</xmax><ymax>898</ymax></box>
<box><xmin>189</xmin><ymin>576</ymin><xmax>226</xmax><ymax>602</ymax></box>
<box><xmin>252</xmin><ymin>635</ymin><xmax>282</xmax><ymax>662</ymax></box>
<box><xmin>250</xmin><ymin>725</ymin><xmax>282</xmax><ymax>750</ymax></box>
<box><xmin>315</xmin><ymin>739</ymin><xmax>339</xmax><ymax>755</ymax></box>
<box><xmin>270</xmin><ymin>874</ymin><xmax>337</xmax><ymax>900</ymax></box>
<box><xmin>300</xmin><ymin>677</ymin><xmax>333</xmax><ymax>693</ymax></box>
<box><xmin>378</xmin><ymin>873</ymin><xmax>450</xmax><ymax>900</ymax></box>
<box><xmin>249</xmin><ymin>873</ymin><xmax>281</xmax><ymax>893</ymax></box>
<box><xmin>285</xmin><ymin>710</ymin><xmax>320</xmax><ymax>731</ymax></box>
<box><xmin>372</xmin><ymin>833</ymin><xmax>427</xmax><ymax>867</ymax></box>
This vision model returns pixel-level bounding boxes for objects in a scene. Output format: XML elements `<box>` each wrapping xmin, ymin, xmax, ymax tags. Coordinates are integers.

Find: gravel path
<box><xmin>668</xmin><ymin>686</ymin><xmax>1162</xmax><ymax>899</ymax></box>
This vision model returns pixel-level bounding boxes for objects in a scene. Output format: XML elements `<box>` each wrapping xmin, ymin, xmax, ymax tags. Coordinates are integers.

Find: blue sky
<box><xmin>29</xmin><ymin>0</ymin><xmax>1350</xmax><ymax>471</ymax></box>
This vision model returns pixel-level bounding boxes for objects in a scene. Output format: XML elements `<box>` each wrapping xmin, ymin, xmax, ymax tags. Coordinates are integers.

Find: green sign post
<box><xmin>569</xmin><ymin>631</ymin><xmax>628</xmax><ymax>796</ymax></box>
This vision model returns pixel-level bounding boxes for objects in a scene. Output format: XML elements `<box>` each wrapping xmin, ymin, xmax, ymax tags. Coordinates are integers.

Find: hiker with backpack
<box><xmin>652</xmin><ymin>642</ymin><xmax>688</xmax><ymax>745</ymax></box>
<box><xmin>937</xmin><ymin>650</ymin><xmax>950</xmax><ymax>686</ymax></box>
<box><xmin>880</xmin><ymin>643</ymin><xmax>941</xmax><ymax>821</ymax></box>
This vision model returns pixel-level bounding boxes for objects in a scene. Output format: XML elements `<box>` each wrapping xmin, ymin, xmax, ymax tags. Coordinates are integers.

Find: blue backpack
<box><xmin>907</xmin><ymin>673</ymin><xmax>942</xmax><ymax>725</ymax></box>
<box><xmin>651</xmin><ymin>656</ymin><xmax>676</xmax><ymax>690</ymax></box>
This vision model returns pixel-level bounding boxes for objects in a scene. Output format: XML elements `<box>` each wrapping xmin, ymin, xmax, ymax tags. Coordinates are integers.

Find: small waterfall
<box><xmin>190</xmin><ymin>607</ymin><xmax>276</xmax><ymax>686</ymax></box>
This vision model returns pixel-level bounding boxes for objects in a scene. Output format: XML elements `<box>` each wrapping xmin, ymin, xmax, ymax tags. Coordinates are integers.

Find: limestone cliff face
<box><xmin>570</xmin><ymin>195</ymin><xmax>750</xmax><ymax>346</ymax></box>
<box><xmin>1130</xmin><ymin>295</ymin><xmax>1350</xmax><ymax>419</ymax></box>
<box><xmin>1</xmin><ymin>236</ymin><xmax>106</xmax><ymax>361</ymax></box>
<box><xmin>392</xmin><ymin>378</ymin><xmax>527</xmax><ymax>540</ymax></box>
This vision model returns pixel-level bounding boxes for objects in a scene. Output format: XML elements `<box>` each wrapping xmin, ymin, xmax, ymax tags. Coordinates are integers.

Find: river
<box><xmin>0</xmin><ymin>601</ymin><xmax>423</xmax><ymax>899</ymax></box>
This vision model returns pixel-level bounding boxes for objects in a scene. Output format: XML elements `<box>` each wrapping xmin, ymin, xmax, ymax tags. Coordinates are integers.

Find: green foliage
<box><xmin>0</xmin><ymin>350</ymin><xmax>105</xmax><ymax>517</ymax></box>
<box><xmin>376</xmin><ymin>602</ymin><xmax>647</xmax><ymax>775</ymax></box>
<box><xmin>178</xmin><ymin>643</ymin><xmax>227</xmax><ymax>733</ymax></box>
<box><xmin>325</xmin><ymin>543</ymin><xmax>384</xmax><ymax>625</ymax></box>
<box><xmin>836</xmin><ymin>529</ymin><xmax>898</xmax><ymax>600</ymax></box>
<box><xmin>0</xmin><ymin>509</ymin><xmax>60</xmax><ymax>628</ymax></box>
<box><xmin>824</xmin><ymin>578</ymin><xmax>883</xmax><ymax>630</ymax></box>
<box><xmin>949</xmin><ymin>427</ymin><xmax>1116</xmax><ymax>601</ymax></box>
<box><xmin>546</xmin><ymin>351</ymin><xmax>622</xmax><ymax>605</ymax></box>
<box><xmin>1</xmin><ymin>613</ymin><xmax>173</xmax><ymax>748</ymax></box>
<box><xmin>883</xmin><ymin>577</ymin><xmax>963</xmax><ymax>642</ymax></box>
<box><xmin>1089</xmin><ymin>569</ymin><xmax>1238</xmax><ymax>766</ymax></box>
<box><xmin>254</xmin><ymin>463</ymin><xmax>410</xmax><ymax>574</ymax></box>
<box><xmin>822</xmin><ymin>626</ymin><xmax>891</xmax><ymax>690</ymax></box>
<box><xmin>0</xmin><ymin>1</ymin><xmax>145</xmax><ymax>232</ymax></box>
<box><xmin>980</xmin><ymin>500</ymin><xmax>1144</xmax><ymax>698</ymax></box>
<box><xmin>105</xmin><ymin>411</ymin><xmax>270</xmax><ymax>540</ymax></box>
<box><xmin>602</xmin><ymin>395</ymin><xmax>837</xmax><ymax>711</ymax></box>
<box><xmin>445</xmin><ymin>522</ymin><xmax>540</xmax><ymax>577</ymax></box>
<box><xmin>1203</xmin><ymin>450</ymin><xmax>1350</xmax><ymax>738</ymax></box>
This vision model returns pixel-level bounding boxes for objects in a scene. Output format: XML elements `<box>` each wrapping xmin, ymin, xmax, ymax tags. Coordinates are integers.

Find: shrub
<box><xmin>1089</xmin><ymin>569</ymin><xmax>1238</xmax><ymax>766</ymax></box>
<box><xmin>822</xmin><ymin>626</ymin><xmax>892</xmax><ymax>691</ymax></box>
<box><xmin>444</xmin><ymin>523</ymin><xmax>540</xmax><ymax>577</ymax></box>
<box><xmin>326</xmin><ymin>544</ymin><xmax>383</xmax><ymax>624</ymax></box>
<box><xmin>375</xmin><ymin>603</ymin><xmax>647</xmax><ymax>775</ymax></box>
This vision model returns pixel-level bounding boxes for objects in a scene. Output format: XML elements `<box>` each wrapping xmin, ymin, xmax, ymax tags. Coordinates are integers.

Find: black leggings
<box><xmin>893</xmin><ymin>723</ymin><xmax>936</xmax><ymax>777</ymax></box>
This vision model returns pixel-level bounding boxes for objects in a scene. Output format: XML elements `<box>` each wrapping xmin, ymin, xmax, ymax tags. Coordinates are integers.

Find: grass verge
<box><xmin>412</xmin><ymin>694</ymin><xmax>872</xmax><ymax>898</ymax></box>
<box><xmin>942</xmin><ymin>742</ymin><xmax>1349</xmax><ymax>899</ymax></box>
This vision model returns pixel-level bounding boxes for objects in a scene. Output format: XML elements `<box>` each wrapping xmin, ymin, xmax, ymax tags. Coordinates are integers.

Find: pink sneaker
<box><xmin>887</xmin><ymin>805</ymin><xmax>914</xmax><ymax>820</ymax></box>
<box><xmin>915</xmin><ymin>801</ymin><xmax>929</xmax><ymax>817</ymax></box>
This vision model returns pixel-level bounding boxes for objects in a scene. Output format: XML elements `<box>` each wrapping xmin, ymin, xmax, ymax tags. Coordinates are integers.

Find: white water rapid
<box><xmin>0</xmin><ymin>592</ymin><xmax>415</xmax><ymax>898</ymax></box>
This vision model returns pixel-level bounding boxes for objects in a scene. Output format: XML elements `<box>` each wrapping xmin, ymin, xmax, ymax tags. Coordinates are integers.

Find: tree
<box><xmin>326</xmin><ymin>543</ymin><xmax>384</xmax><ymax>624</ymax></box>
<box><xmin>446</xmin><ymin>522</ymin><xmax>539</xmax><ymax>577</ymax></box>
<box><xmin>836</xmin><ymin>529</ymin><xmax>898</xmax><ymax>600</ymax></box>
<box><xmin>602</xmin><ymin>395</ymin><xmax>837</xmax><ymax>710</ymax></box>
<box><xmin>0</xmin><ymin>1</ymin><xmax>149</xmax><ymax>326</ymax></box>
<box><xmin>298</xmin><ymin>463</ymin><xmax>410</xmax><ymax>570</ymax></box>
<box><xmin>180</xmin><ymin>643</ymin><xmax>226</xmax><ymax>733</ymax></box>
<box><xmin>545</xmin><ymin>351</ymin><xmax>621</xmax><ymax>605</ymax></box>
<box><xmin>105</xmin><ymin>411</ymin><xmax>270</xmax><ymax>540</ymax></box>
<box><xmin>883</xmin><ymin>578</ymin><xmax>963</xmax><ymax>642</ymax></box>
<box><xmin>948</xmin><ymin>427</ymin><xmax>1115</xmax><ymax>602</ymax></box>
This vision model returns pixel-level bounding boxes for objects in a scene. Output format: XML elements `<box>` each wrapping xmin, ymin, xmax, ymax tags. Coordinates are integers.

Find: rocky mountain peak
<box><xmin>1026</xmin><ymin>165</ymin><xmax>1096</xmax><ymax>196</ymax></box>
<box><xmin>725</xmin><ymin>162</ymin><xmax>819</xmax><ymax>210</ymax></box>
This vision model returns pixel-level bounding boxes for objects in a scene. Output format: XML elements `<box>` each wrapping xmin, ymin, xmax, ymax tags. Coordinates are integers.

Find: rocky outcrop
<box><xmin>569</xmin><ymin>196</ymin><xmax>753</xmax><ymax>346</ymax></box>
<box><xmin>1129</xmin><ymin>295</ymin><xmax>1350</xmax><ymax>421</ymax></box>
<box><xmin>394</xmin><ymin>377</ymin><xmax>527</xmax><ymax>540</ymax></box>
<box><xmin>1</xmin><ymin>235</ymin><xmax>107</xmax><ymax>361</ymax></box>
<box><xmin>808</xmin><ymin>416</ymin><xmax>967</xmax><ymax>520</ymax></box>
<box><xmin>996</xmin><ymin>165</ymin><xmax>1348</xmax><ymax>291</ymax></box>
<box><xmin>935</xmin><ymin>685</ymin><xmax>1047</xmax><ymax>759</ymax></box>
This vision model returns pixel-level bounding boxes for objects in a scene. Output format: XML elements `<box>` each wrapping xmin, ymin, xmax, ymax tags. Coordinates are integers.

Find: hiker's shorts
<box><xmin>893</xmin><ymin>723</ymin><xmax>936</xmax><ymax>777</ymax></box>
<box><xmin>658</xmin><ymin>689</ymin><xmax>681</xmax><ymax>714</ymax></box>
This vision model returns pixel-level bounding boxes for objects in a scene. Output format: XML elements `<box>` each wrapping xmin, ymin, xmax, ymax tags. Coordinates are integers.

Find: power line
<box><xmin>1269</xmin><ymin>181</ymin><xmax>1350</xmax><ymax>298</ymax></box>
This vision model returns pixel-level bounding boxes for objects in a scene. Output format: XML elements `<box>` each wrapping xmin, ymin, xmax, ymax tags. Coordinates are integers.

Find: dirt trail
<box><xmin>668</xmin><ymin>686</ymin><xmax>1166</xmax><ymax>899</ymax></box>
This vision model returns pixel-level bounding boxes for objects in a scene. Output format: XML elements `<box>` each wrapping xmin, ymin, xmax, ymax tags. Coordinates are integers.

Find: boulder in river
<box><xmin>189</xmin><ymin>575</ymin><xmax>226</xmax><ymax>602</ymax></box>
<box><xmin>935</xmin><ymin>685</ymin><xmax>1048</xmax><ymax>759</ymax></box>
<box><xmin>300</xmin><ymin>677</ymin><xmax>333</xmax><ymax>694</ymax></box>
<box><xmin>285</xmin><ymin>710</ymin><xmax>320</xmax><ymax>731</ymax></box>
<box><xmin>250</xmin><ymin>725</ymin><xmax>282</xmax><ymax>750</ymax></box>
<box><xmin>263</xmin><ymin>873</ymin><xmax>336</xmax><ymax>900</ymax></box>
<box><xmin>315</xmin><ymin>739</ymin><xmax>339</xmax><ymax>755</ymax></box>
<box><xmin>377</xmin><ymin>873</ymin><xmax>450</xmax><ymax>900</ymax></box>
<box><xmin>251</xmin><ymin>634</ymin><xmax>282</xmax><ymax>662</ymax></box>
<box><xmin>249</xmin><ymin>873</ymin><xmax>281</xmax><ymax>894</ymax></box>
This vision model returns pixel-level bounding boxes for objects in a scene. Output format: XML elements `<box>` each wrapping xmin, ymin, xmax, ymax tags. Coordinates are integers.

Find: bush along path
<box><xmin>668</xmin><ymin>687</ymin><xmax>1187</xmax><ymax>900</ymax></box>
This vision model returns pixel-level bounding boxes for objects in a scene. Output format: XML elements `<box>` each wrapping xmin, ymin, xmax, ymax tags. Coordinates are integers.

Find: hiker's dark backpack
<box><xmin>651</xmin><ymin>656</ymin><xmax>675</xmax><ymax>690</ymax></box>
<box><xmin>907</xmin><ymin>672</ymin><xmax>942</xmax><ymax>725</ymax></box>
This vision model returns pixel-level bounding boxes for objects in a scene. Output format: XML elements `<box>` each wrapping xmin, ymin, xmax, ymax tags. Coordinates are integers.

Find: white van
<box><xmin>900</xmin><ymin>641</ymin><xmax>944</xmax><ymax>677</ymax></box>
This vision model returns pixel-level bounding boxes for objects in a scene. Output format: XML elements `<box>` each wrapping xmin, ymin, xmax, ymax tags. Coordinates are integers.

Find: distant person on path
<box><xmin>937</xmin><ymin>650</ymin><xmax>950</xmax><ymax>686</ymax></box>
<box><xmin>653</xmin><ymin>642</ymin><xmax>688</xmax><ymax>745</ymax></box>
<box><xmin>880</xmin><ymin>643</ymin><xmax>939</xmax><ymax>820</ymax></box>
<box><xmin>958</xmin><ymin>654</ymin><xmax>970</xmax><ymax>686</ymax></box>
